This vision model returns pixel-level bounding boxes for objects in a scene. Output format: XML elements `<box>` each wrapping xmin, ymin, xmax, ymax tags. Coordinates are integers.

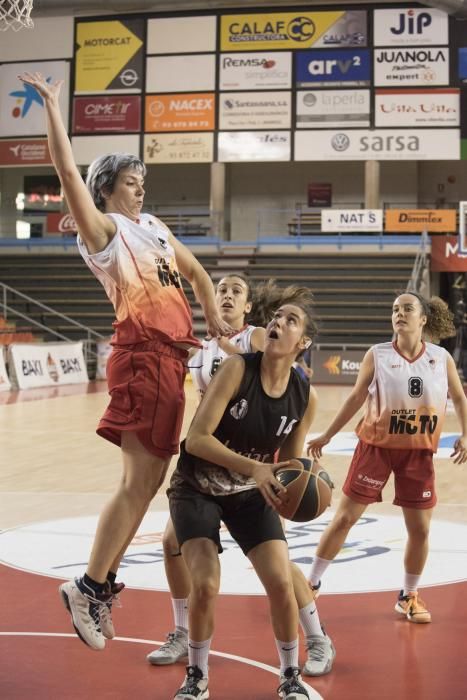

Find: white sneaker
<box><xmin>302</xmin><ymin>629</ymin><xmax>335</xmax><ymax>676</ymax></box>
<box><xmin>277</xmin><ymin>667</ymin><xmax>311</xmax><ymax>699</ymax></box>
<box><xmin>147</xmin><ymin>629</ymin><xmax>188</xmax><ymax>665</ymax></box>
<box><xmin>99</xmin><ymin>581</ymin><xmax>125</xmax><ymax>640</ymax></box>
<box><xmin>174</xmin><ymin>665</ymin><xmax>209</xmax><ymax>699</ymax></box>
<box><xmin>59</xmin><ymin>578</ymin><xmax>108</xmax><ymax>651</ymax></box>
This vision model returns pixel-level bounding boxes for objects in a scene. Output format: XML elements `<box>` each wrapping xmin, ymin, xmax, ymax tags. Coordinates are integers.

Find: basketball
<box><xmin>275</xmin><ymin>458</ymin><xmax>334</xmax><ymax>522</ymax></box>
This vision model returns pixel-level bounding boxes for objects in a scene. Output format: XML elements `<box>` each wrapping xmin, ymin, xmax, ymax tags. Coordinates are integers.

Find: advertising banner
<box><xmin>375</xmin><ymin>88</ymin><xmax>459</xmax><ymax>127</ymax></box>
<box><xmin>321</xmin><ymin>209</ymin><xmax>383</xmax><ymax>232</ymax></box>
<box><xmin>308</xmin><ymin>183</ymin><xmax>332</xmax><ymax>207</ymax></box>
<box><xmin>430</xmin><ymin>236</ymin><xmax>467</xmax><ymax>271</ymax></box>
<box><xmin>296</xmin><ymin>50</ymin><xmax>370</xmax><ymax>87</ymax></box>
<box><xmin>219</xmin><ymin>91</ymin><xmax>291</xmax><ymax>130</ymax></box>
<box><xmin>385</xmin><ymin>209</ymin><xmax>457</xmax><ymax>233</ymax></box>
<box><xmin>374</xmin><ymin>8</ymin><xmax>448</xmax><ymax>46</ymax></box>
<box><xmin>294</xmin><ymin>129</ymin><xmax>460</xmax><ymax>161</ymax></box>
<box><xmin>0</xmin><ymin>348</ymin><xmax>11</xmax><ymax>392</ymax></box>
<box><xmin>311</xmin><ymin>349</ymin><xmax>366</xmax><ymax>385</ymax></box>
<box><xmin>46</xmin><ymin>212</ymin><xmax>78</xmax><ymax>235</ymax></box>
<box><xmin>220</xmin><ymin>11</ymin><xmax>367</xmax><ymax>51</ymax></box>
<box><xmin>0</xmin><ymin>139</ymin><xmax>51</xmax><ymax>166</ymax></box>
<box><xmin>146</xmin><ymin>55</ymin><xmax>216</xmax><ymax>93</ymax></box>
<box><xmin>374</xmin><ymin>47</ymin><xmax>449</xmax><ymax>87</ymax></box>
<box><xmin>75</xmin><ymin>19</ymin><xmax>144</xmax><ymax>94</ymax></box>
<box><xmin>144</xmin><ymin>133</ymin><xmax>213</xmax><ymax>163</ymax></box>
<box><xmin>147</xmin><ymin>16</ymin><xmax>217</xmax><ymax>54</ymax></box>
<box><xmin>296</xmin><ymin>89</ymin><xmax>370</xmax><ymax>128</ymax></box>
<box><xmin>71</xmin><ymin>134</ymin><xmax>140</xmax><ymax>166</ymax></box>
<box><xmin>219</xmin><ymin>52</ymin><xmax>292</xmax><ymax>90</ymax></box>
<box><xmin>8</xmin><ymin>342</ymin><xmax>89</xmax><ymax>390</ymax></box>
<box><xmin>218</xmin><ymin>131</ymin><xmax>290</xmax><ymax>162</ymax></box>
<box><xmin>145</xmin><ymin>93</ymin><xmax>215</xmax><ymax>132</ymax></box>
<box><xmin>0</xmin><ymin>61</ymin><xmax>69</xmax><ymax>137</ymax></box>
<box><xmin>73</xmin><ymin>95</ymin><xmax>141</xmax><ymax>133</ymax></box>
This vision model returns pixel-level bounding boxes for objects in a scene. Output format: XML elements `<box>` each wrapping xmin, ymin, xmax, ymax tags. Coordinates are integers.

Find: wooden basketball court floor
<box><xmin>1</xmin><ymin>379</ymin><xmax>466</xmax><ymax>699</ymax></box>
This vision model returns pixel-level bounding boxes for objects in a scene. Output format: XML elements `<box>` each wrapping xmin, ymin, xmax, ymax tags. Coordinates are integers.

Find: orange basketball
<box><xmin>275</xmin><ymin>458</ymin><xmax>334</xmax><ymax>522</ymax></box>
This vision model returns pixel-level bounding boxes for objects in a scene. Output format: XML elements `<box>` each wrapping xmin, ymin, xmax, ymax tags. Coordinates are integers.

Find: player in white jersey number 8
<box><xmin>307</xmin><ymin>292</ymin><xmax>467</xmax><ymax>627</ymax></box>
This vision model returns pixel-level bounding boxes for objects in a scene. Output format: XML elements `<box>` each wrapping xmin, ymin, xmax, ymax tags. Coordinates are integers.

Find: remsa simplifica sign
<box><xmin>294</xmin><ymin>129</ymin><xmax>460</xmax><ymax>161</ymax></box>
<box><xmin>219</xmin><ymin>52</ymin><xmax>292</xmax><ymax>89</ymax></box>
<box><xmin>373</xmin><ymin>8</ymin><xmax>448</xmax><ymax>46</ymax></box>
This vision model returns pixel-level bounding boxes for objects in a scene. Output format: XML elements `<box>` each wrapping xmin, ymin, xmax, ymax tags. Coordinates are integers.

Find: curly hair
<box><xmin>400</xmin><ymin>292</ymin><xmax>456</xmax><ymax>342</ymax></box>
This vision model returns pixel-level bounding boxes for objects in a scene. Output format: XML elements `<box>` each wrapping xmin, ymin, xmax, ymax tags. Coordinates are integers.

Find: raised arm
<box><xmin>168</xmin><ymin>232</ymin><xmax>233</xmax><ymax>337</ymax></box>
<box><xmin>307</xmin><ymin>348</ymin><xmax>375</xmax><ymax>459</ymax></box>
<box><xmin>18</xmin><ymin>72</ymin><xmax>115</xmax><ymax>253</ymax></box>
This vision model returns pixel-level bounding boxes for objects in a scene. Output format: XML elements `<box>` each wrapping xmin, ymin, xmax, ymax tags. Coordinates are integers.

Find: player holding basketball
<box><xmin>18</xmin><ymin>71</ymin><xmax>232</xmax><ymax>651</ymax></box>
<box><xmin>148</xmin><ymin>276</ymin><xmax>333</xmax><ymax>677</ymax></box>
<box><xmin>307</xmin><ymin>292</ymin><xmax>467</xmax><ymax>631</ymax></box>
<box><xmin>168</xmin><ymin>292</ymin><xmax>319</xmax><ymax>700</ymax></box>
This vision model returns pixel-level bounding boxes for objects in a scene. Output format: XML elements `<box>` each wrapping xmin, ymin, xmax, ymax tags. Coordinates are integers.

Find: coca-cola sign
<box><xmin>73</xmin><ymin>96</ymin><xmax>141</xmax><ymax>133</ymax></box>
<box><xmin>46</xmin><ymin>212</ymin><xmax>78</xmax><ymax>235</ymax></box>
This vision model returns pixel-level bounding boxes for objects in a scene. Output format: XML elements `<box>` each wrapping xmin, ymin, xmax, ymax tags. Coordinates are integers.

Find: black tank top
<box><xmin>173</xmin><ymin>352</ymin><xmax>309</xmax><ymax>496</ymax></box>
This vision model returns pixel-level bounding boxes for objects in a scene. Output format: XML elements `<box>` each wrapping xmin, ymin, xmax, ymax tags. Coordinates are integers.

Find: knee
<box><xmin>332</xmin><ymin>510</ymin><xmax>359</xmax><ymax>533</ymax></box>
<box><xmin>162</xmin><ymin>528</ymin><xmax>180</xmax><ymax>557</ymax></box>
<box><xmin>190</xmin><ymin>576</ymin><xmax>219</xmax><ymax>606</ymax></box>
<box><xmin>407</xmin><ymin>523</ymin><xmax>430</xmax><ymax>542</ymax></box>
<box><xmin>264</xmin><ymin>576</ymin><xmax>294</xmax><ymax>603</ymax></box>
<box><xmin>120</xmin><ymin>472</ymin><xmax>162</xmax><ymax>504</ymax></box>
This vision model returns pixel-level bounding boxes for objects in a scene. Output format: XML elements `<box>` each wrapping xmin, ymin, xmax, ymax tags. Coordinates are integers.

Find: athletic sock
<box><xmin>299</xmin><ymin>601</ymin><xmax>324</xmax><ymax>638</ymax></box>
<box><xmin>106</xmin><ymin>571</ymin><xmax>117</xmax><ymax>587</ymax></box>
<box><xmin>403</xmin><ymin>573</ymin><xmax>421</xmax><ymax>596</ymax></box>
<box><xmin>275</xmin><ymin>637</ymin><xmax>299</xmax><ymax>674</ymax></box>
<box><xmin>188</xmin><ymin>637</ymin><xmax>212</xmax><ymax>678</ymax></box>
<box><xmin>172</xmin><ymin>597</ymin><xmax>189</xmax><ymax>633</ymax></box>
<box><xmin>80</xmin><ymin>573</ymin><xmax>106</xmax><ymax>596</ymax></box>
<box><xmin>308</xmin><ymin>555</ymin><xmax>332</xmax><ymax>586</ymax></box>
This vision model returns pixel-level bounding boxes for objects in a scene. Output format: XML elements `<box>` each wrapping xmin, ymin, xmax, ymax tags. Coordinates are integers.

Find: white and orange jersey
<box><xmin>189</xmin><ymin>325</ymin><xmax>256</xmax><ymax>398</ymax></box>
<box><xmin>356</xmin><ymin>341</ymin><xmax>448</xmax><ymax>452</ymax></box>
<box><xmin>77</xmin><ymin>213</ymin><xmax>199</xmax><ymax>347</ymax></box>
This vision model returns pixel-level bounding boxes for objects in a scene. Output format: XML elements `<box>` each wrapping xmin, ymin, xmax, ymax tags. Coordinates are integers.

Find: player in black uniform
<box><xmin>169</xmin><ymin>297</ymin><xmax>317</xmax><ymax>700</ymax></box>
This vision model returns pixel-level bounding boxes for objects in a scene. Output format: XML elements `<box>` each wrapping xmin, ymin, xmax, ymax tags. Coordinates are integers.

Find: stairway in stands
<box><xmin>0</xmin><ymin>250</ymin><xmax>415</xmax><ymax>347</ymax></box>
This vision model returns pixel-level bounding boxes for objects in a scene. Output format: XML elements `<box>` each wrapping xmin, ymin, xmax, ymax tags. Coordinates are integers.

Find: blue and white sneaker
<box><xmin>59</xmin><ymin>578</ymin><xmax>110</xmax><ymax>650</ymax></box>
<box><xmin>174</xmin><ymin>665</ymin><xmax>209</xmax><ymax>699</ymax></box>
<box><xmin>277</xmin><ymin>666</ymin><xmax>311</xmax><ymax>699</ymax></box>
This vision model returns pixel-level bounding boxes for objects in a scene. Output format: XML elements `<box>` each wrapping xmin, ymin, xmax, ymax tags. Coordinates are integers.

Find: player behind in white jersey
<box><xmin>148</xmin><ymin>275</ymin><xmax>334</xmax><ymax>677</ymax></box>
<box><xmin>307</xmin><ymin>292</ymin><xmax>467</xmax><ymax>631</ymax></box>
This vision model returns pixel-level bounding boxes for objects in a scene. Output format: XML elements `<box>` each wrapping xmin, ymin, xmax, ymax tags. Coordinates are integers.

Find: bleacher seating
<box><xmin>0</xmin><ymin>249</ymin><xmax>415</xmax><ymax>348</ymax></box>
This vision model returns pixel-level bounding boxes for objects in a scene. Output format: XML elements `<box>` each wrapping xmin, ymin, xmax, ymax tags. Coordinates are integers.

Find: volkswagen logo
<box><xmin>331</xmin><ymin>133</ymin><xmax>350</xmax><ymax>151</ymax></box>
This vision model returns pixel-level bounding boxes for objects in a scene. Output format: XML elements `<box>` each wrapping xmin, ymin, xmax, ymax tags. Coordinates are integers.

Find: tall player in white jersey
<box><xmin>148</xmin><ymin>276</ymin><xmax>334</xmax><ymax>677</ymax></box>
<box><xmin>307</xmin><ymin>292</ymin><xmax>467</xmax><ymax>638</ymax></box>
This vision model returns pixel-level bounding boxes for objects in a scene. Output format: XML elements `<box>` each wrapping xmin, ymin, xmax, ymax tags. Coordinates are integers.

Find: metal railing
<box><xmin>0</xmin><ymin>282</ymin><xmax>105</xmax><ymax>368</ymax></box>
<box><xmin>406</xmin><ymin>230</ymin><xmax>431</xmax><ymax>297</ymax></box>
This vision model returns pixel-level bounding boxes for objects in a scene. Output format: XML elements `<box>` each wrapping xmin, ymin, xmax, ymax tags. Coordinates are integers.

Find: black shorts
<box><xmin>168</xmin><ymin>482</ymin><xmax>286</xmax><ymax>555</ymax></box>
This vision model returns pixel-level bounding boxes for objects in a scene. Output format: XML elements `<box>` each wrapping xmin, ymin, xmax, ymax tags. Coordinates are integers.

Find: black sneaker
<box><xmin>174</xmin><ymin>665</ymin><xmax>209</xmax><ymax>699</ymax></box>
<box><xmin>277</xmin><ymin>666</ymin><xmax>310</xmax><ymax>699</ymax></box>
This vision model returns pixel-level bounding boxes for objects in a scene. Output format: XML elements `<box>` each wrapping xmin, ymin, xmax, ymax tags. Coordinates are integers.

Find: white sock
<box><xmin>275</xmin><ymin>637</ymin><xmax>299</xmax><ymax>674</ymax></box>
<box><xmin>188</xmin><ymin>637</ymin><xmax>212</xmax><ymax>678</ymax></box>
<box><xmin>299</xmin><ymin>602</ymin><xmax>324</xmax><ymax>638</ymax></box>
<box><xmin>308</xmin><ymin>555</ymin><xmax>332</xmax><ymax>586</ymax></box>
<box><xmin>172</xmin><ymin>597</ymin><xmax>188</xmax><ymax>632</ymax></box>
<box><xmin>403</xmin><ymin>573</ymin><xmax>421</xmax><ymax>596</ymax></box>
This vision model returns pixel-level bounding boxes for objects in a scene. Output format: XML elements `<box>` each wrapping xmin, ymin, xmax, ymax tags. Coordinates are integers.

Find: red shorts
<box><xmin>343</xmin><ymin>440</ymin><xmax>436</xmax><ymax>509</ymax></box>
<box><xmin>97</xmin><ymin>339</ymin><xmax>188</xmax><ymax>459</ymax></box>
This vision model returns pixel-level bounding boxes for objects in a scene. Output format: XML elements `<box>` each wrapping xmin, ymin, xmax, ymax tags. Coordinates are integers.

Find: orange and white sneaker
<box><xmin>395</xmin><ymin>590</ymin><xmax>431</xmax><ymax>623</ymax></box>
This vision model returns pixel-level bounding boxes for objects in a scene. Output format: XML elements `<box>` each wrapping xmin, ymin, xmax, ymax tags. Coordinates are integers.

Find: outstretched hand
<box><xmin>451</xmin><ymin>436</ymin><xmax>467</xmax><ymax>464</ymax></box>
<box><xmin>307</xmin><ymin>434</ymin><xmax>331</xmax><ymax>460</ymax></box>
<box><xmin>18</xmin><ymin>72</ymin><xmax>63</xmax><ymax>103</ymax></box>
